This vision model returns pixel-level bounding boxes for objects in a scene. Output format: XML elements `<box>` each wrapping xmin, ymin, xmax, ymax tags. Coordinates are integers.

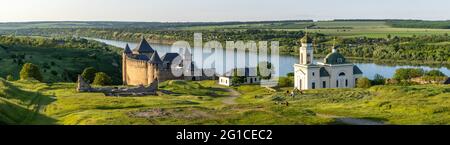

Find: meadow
<box><xmin>1</xmin><ymin>78</ymin><xmax>448</xmax><ymax>125</ymax></box>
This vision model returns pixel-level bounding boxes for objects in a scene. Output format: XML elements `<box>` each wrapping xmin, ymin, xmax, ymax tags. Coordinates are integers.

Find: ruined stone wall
<box><xmin>125</xmin><ymin>57</ymin><xmax>150</xmax><ymax>86</ymax></box>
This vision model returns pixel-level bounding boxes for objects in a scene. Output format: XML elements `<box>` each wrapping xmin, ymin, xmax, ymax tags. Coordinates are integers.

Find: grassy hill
<box><xmin>1</xmin><ymin>78</ymin><xmax>448</xmax><ymax>125</ymax></box>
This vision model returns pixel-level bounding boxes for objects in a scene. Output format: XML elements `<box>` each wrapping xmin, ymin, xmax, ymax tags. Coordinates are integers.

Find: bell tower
<box><xmin>299</xmin><ymin>32</ymin><xmax>313</xmax><ymax>65</ymax></box>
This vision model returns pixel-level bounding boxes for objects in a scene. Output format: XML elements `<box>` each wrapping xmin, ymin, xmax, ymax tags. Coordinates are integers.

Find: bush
<box><xmin>357</xmin><ymin>77</ymin><xmax>371</xmax><ymax>88</ymax></box>
<box><xmin>20</xmin><ymin>63</ymin><xmax>43</xmax><ymax>82</ymax></box>
<box><xmin>425</xmin><ymin>70</ymin><xmax>446</xmax><ymax>77</ymax></box>
<box><xmin>81</xmin><ymin>67</ymin><xmax>97</xmax><ymax>83</ymax></box>
<box><xmin>92</xmin><ymin>72</ymin><xmax>112</xmax><ymax>86</ymax></box>
<box><xmin>278</xmin><ymin>77</ymin><xmax>293</xmax><ymax>87</ymax></box>
<box><xmin>6</xmin><ymin>75</ymin><xmax>14</xmax><ymax>81</ymax></box>
<box><xmin>372</xmin><ymin>74</ymin><xmax>385</xmax><ymax>85</ymax></box>
<box><xmin>393</xmin><ymin>68</ymin><xmax>424</xmax><ymax>81</ymax></box>
<box><xmin>286</xmin><ymin>72</ymin><xmax>295</xmax><ymax>77</ymax></box>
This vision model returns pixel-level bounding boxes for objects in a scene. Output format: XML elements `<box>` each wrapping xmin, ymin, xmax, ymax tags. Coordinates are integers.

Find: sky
<box><xmin>0</xmin><ymin>0</ymin><xmax>449</xmax><ymax>22</ymax></box>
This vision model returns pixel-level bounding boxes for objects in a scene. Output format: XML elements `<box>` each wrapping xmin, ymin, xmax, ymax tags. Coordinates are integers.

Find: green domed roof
<box><xmin>324</xmin><ymin>52</ymin><xmax>346</xmax><ymax>64</ymax></box>
<box><xmin>300</xmin><ymin>34</ymin><xmax>313</xmax><ymax>43</ymax></box>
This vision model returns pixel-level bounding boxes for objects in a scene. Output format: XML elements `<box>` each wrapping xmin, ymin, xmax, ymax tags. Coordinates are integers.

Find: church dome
<box><xmin>300</xmin><ymin>34</ymin><xmax>313</xmax><ymax>44</ymax></box>
<box><xmin>324</xmin><ymin>51</ymin><xmax>346</xmax><ymax>64</ymax></box>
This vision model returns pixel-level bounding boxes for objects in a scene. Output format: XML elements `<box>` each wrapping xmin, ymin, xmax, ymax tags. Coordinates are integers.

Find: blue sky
<box><xmin>0</xmin><ymin>0</ymin><xmax>448</xmax><ymax>22</ymax></box>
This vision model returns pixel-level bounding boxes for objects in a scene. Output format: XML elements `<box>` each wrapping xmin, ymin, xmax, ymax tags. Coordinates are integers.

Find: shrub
<box><xmin>81</xmin><ymin>67</ymin><xmax>97</xmax><ymax>83</ymax></box>
<box><xmin>357</xmin><ymin>77</ymin><xmax>371</xmax><ymax>88</ymax></box>
<box><xmin>278</xmin><ymin>77</ymin><xmax>293</xmax><ymax>87</ymax></box>
<box><xmin>286</xmin><ymin>72</ymin><xmax>295</xmax><ymax>77</ymax></box>
<box><xmin>92</xmin><ymin>72</ymin><xmax>112</xmax><ymax>86</ymax></box>
<box><xmin>20</xmin><ymin>63</ymin><xmax>43</xmax><ymax>82</ymax></box>
<box><xmin>425</xmin><ymin>70</ymin><xmax>446</xmax><ymax>77</ymax></box>
<box><xmin>6</xmin><ymin>75</ymin><xmax>14</xmax><ymax>81</ymax></box>
<box><xmin>372</xmin><ymin>74</ymin><xmax>385</xmax><ymax>85</ymax></box>
<box><xmin>393</xmin><ymin>68</ymin><xmax>424</xmax><ymax>81</ymax></box>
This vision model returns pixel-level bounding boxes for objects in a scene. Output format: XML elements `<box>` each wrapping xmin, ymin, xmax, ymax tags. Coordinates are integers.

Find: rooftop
<box><xmin>133</xmin><ymin>38</ymin><xmax>155</xmax><ymax>53</ymax></box>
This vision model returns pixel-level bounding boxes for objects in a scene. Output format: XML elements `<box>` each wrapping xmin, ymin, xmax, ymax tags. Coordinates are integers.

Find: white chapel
<box><xmin>293</xmin><ymin>35</ymin><xmax>363</xmax><ymax>90</ymax></box>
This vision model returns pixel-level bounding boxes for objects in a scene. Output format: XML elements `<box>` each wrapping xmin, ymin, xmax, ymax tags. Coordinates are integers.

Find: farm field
<box><xmin>183</xmin><ymin>21</ymin><xmax>450</xmax><ymax>38</ymax></box>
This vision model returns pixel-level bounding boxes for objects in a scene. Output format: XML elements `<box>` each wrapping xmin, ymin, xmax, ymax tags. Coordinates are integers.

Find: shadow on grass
<box><xmin>0</xmin><ymin>80</ymin><xmax>57</xmax><ymax>125</ymax></box>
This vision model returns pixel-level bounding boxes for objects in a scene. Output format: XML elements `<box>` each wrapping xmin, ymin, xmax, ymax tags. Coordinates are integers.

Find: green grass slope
<box><xmin>0</xmin><ymin>79</ymin><xmax>56</xmax><ymax>124</ymax></box>
<box><xmin>1</xmin><ymin>78</ymin><xmax>449</xmax><ymax>125</ymax></box>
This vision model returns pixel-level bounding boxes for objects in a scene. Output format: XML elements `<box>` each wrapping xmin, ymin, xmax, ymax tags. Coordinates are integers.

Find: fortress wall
<box><xmin>125</xmin><ymin>58</ymin><xmax>149</xmax><ymax>85</ymax></box>
<box><xmin>158</xmin><ymin>68</ymin><xmax>177</xmax><ymax>82</ymax></box>
<box><xmin>147</xmin><ymin>64</ymin><xmax>156</xmax><ymax>85</ymax></box>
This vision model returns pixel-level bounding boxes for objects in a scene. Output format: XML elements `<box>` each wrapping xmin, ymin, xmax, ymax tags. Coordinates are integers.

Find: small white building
<box><xmin>218</xmin><ymin>68</ymin><xmax>261</xmax><ymax>86</ymax></box>
<box><xmin>293</xmin><ymin>35</ymin><xmax>363</xmax><ymax>90</ymax></box>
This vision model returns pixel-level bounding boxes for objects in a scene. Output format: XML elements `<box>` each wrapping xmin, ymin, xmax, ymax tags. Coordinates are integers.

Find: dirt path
<box><xmin>221</xmin><ymin>88</ymin><xmax>241</xmax><ymax>105</ymax></box>
<box><xmin>317</xmin><ymin>114</ymin><xmax>385</xmax><ymax>125</ymax></box>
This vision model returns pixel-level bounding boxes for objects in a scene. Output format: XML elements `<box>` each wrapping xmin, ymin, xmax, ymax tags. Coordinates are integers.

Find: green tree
<box><xmin>231</xmin><ymin>69</ymin><xmax>245</xmax><ymax>85</ymax></box>
<box><xmin>92</xmin><ymin>72</ymin><xmax>112</xmax><ymax>86</ymax></box>
<box><xmin>425</xmin><ymin>70</ymin><xmax>446</xmax><ymax>77</ymax></box>
<box><xmin>20</xmin><ymin>63</ymin><xmax>43</xmax><ymax>82</ymax></box>
<box><xmin>372</xmin><ymin>74</ymin><xmax>385</xmax><ymax>85</ymax></box>
<box><xmin>357</xmin><ymin>77</ymin><xmax>371</xmax><ymax>88</ymax></box>
<box><xmin>393</xmin><ymin>68</ymin><xmax>424</xmax><ymax>81</ymax></box>
<box><xmin>278</xmin><ymin>77</ymin><xmax>293</xmax><ymax>87</ymax></box>
<box><xmin>81</xmin><ymin>67</ymin><xmax>97</xmax><ymax>83</ymax></box>
<box><xmin>286</xmin><ymin>72</ymin><xmax>295</xmax><ymax>77</ymax></box>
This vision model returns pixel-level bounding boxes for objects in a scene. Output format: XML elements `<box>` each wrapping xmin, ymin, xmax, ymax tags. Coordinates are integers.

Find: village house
<box><xmin>218</xmin><ymin>68</ymin><xmax>261</xmax><ymax>86</ymax></box>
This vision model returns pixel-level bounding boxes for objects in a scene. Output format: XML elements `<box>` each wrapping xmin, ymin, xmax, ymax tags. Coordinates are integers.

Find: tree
<box><xmin>286</xmin><ymin>72</ymin><xmax>295</xmax><ymax>77</ymax></box>
<box><xmin>357</xmin><ymin>77</ymin><xmax>371</xmax><ymax>88</ymax></box>
<box><xmin>278</xmin><ymin>77</ymin><xmax>293</xmax><ymax>87</ymax></box>
<box><xmin>92</xmin><ymin>72</ymin><xmax>112</xmax><ymax>86</ymax></box>
<box><xmin>393</xmin><ymin>68</ymin><xmax>424</xmax><ymax>81</ymax></box>
<box><xmin>81</xmin><ymin>67</ymin><xmax>97</xmax><ymax>83</ymax></box>
<box><xmin>6</xmin><ymin>75</ymin><xmax>14</xmax><ymax>81</ymax></box>
<box><xmin>425</xmin><ymin>70</ymin><xmax>446</xmax><ymax>77</ymax></box>
<box><xmin>20</xmin><ymin>63</ymin><xmax>43</xmax><ymax>82</ymax></box>
<box><xmin>231</xmin><ymin>69</ymin><xmax>245</xmax><ymax>85</ymax></box>
<box><xmin>372</xmin><ymin>74</ymin><xmax>385</xmax><ymax>85</ymax></box>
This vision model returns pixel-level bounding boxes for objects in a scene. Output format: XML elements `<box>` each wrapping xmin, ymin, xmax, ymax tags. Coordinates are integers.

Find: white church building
<box><xmin>293</xmin><ymin>35</ymin><xmax>363</xmax><ymax>90</ymax></box>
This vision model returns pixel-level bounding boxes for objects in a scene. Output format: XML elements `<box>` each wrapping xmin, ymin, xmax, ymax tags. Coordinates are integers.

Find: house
<box><xmin>218</xmin><ymin>68</ymin><xmax>261</xmax><ymax>86</ymax></box>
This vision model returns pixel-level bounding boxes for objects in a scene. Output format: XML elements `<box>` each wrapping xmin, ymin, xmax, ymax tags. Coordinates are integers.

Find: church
<box><xmin>293</xmin><ymin>35</ymin><xmax>363</xmax><ymax>90</ymax></box>
<box><xmin>122</xmin><ymin>38</ymin><xmax>215</xmax><ymax>86</ymax></box>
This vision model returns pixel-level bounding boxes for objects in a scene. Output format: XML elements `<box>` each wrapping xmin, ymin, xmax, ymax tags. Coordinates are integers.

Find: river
<box><xmin>89</xmin><ymin>38</ymin><xmax>450</xmax><ymax>79</ymax></box>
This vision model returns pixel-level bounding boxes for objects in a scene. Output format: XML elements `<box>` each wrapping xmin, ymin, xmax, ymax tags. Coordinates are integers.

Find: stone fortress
<box><xmin>77</xmin><ymin>37</ymin><xmax>215</xmax><ymax>96</ymax></box>
<box><xmin>122</xmin><ymin>37</ymin><xmax>215</xmax><ymax>86</ymax></box>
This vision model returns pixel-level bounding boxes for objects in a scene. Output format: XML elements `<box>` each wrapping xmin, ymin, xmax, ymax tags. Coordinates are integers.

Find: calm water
<box><xmin>89</xmin><ymin>38</ymin><xmax>450</xmax><ymax>79</ymax></box>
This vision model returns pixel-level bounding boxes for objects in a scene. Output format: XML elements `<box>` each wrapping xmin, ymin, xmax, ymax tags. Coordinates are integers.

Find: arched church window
<box><xmin>339</xmin><ymin>72</ymin><xmax>346</xmax><ymax>76</ymax></box>
<box><xmin>312</xmin><ymin>72</ymin><xmax>315</xmax><ymax>76</ymax></box>
<box><xmin>345</xmin><ymin>79</ymin><xmax>348</xmax><ymax>87</ymax></box>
